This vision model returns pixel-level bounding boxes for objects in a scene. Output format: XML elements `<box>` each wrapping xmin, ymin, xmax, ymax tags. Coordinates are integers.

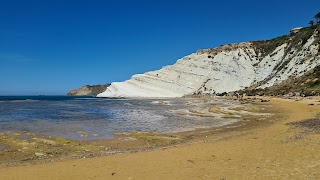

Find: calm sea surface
<box><xmin>0</xmin><ymin>96</ymin><xmax>238</xmax><ymax>140</ymax></box>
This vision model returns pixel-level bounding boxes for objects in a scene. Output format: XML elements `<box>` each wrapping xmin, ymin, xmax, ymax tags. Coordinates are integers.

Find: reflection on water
<box><xmin>0</xmin><ymin>96</ymin><xmax>239</xmax><ymax>140</ymax></box>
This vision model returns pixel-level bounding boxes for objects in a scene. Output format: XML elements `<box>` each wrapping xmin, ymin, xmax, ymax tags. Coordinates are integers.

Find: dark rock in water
<box><xmin>67</xmin><ymin>84</ymin><xmax>110</xmax><ymax>96</ymax></box>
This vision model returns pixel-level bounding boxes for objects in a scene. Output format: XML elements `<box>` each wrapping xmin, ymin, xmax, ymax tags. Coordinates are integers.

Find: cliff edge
<box><xmin>98</xmin><ymin>25</ymin><xmax>320</xmax><ymax>98</ymax></box>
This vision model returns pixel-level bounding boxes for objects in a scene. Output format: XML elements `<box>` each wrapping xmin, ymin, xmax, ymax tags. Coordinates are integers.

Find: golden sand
<box><xmin>0</xmin><ymin>98</ymin><xmax>319</xmax><ymax>179</ymax></box>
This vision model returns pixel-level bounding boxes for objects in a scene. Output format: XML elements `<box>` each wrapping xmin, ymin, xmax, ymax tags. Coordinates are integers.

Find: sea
<box><xmin>0</xmin><ymin>96</ymin><xmax>238</xmax><ymax>141</ymax></box>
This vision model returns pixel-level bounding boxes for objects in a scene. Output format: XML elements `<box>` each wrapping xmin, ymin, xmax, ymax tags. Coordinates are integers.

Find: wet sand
<box><xmin>0</xmin><ymin>97</ymin><xmax>320</xmax><ymax>179</ymax></box>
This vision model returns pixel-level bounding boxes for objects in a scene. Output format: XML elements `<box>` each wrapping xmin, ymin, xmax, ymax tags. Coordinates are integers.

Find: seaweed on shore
<box><xmin>287</xmin><ymin>115</ymin><xmax>320</xmax><ymax>134</ymax></box>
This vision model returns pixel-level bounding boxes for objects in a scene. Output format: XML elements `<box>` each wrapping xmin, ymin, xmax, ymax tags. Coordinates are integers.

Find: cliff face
<box><xmin>98</xmin><ymin>25</ymin><xmax>320</xmax><ymax>98</ymax></box>
<box><xmin>238</xmin><ymin>65</ymin><xmax>320</xmax><ymax>96</ymax></box>
<box><xmin>67</xmin><ymin>84</ymin><xmax>110</xmax><ymax>96</ymax></box>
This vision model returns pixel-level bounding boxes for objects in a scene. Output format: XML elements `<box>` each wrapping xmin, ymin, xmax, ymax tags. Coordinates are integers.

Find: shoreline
<box><xmin>0</xmin><ymin>97</ymin><xmax>277</xmax><ymax>167</ymax></box>
<box><xmin>0</xmin><ymin>97</ymin><xmax>320</xmax><ymax>179</ymax></box>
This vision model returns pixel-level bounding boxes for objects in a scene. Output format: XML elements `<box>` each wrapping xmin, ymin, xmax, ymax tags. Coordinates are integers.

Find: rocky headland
<box><xmin>67</xmin><ymin>84</ymin><xmax>110</xmax><ymax>96</ymax></box>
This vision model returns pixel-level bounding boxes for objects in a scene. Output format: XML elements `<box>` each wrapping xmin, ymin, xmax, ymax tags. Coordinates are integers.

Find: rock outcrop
<box><xmin>98</xmin><ymin>25</ymin><xmax>320</xmax><ymax>98</ymax></box>
<box><xmin>67</xmin><ymin>84</ymin><xmax>110</xmax><ymax>96</ymax></box>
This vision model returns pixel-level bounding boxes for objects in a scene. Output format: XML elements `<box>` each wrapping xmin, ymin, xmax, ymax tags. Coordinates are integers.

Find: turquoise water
<box><xmin>0</xmin><ymin>96</ymin><xmax>237</xmax><ymax>140</ymax></box>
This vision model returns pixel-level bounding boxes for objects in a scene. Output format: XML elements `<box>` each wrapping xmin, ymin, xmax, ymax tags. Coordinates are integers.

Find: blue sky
<box><xmin>0</xmin><ymin>0</ymin><xmax>319</xmax><ymax>95</ymax></box>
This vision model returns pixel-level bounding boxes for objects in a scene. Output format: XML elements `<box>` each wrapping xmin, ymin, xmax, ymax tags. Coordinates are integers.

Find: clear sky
<box><xmin>0</xmin><ymin>0</ymin><xmax>319</xmax><ymax>95</ymax></box>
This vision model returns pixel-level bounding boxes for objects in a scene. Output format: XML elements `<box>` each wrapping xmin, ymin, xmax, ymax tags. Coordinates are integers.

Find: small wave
<box><xmin>73</xmin><ymin>98</ymin><xmax>96</xmax><ymax>100</ymax></box>
<box><xmin>151</xmin><ymin>100</ymin><xmax>171</xmax><ymax>105</ymax></box>
<box><xmin>25</xmin><ymin>99</ymin><xmax>39</xmax><ymax>102</ymax></box>
<box><xmin>5</xmin><ymin>99</ymin><xmax>40</xmax><ymax>103</ymax></box>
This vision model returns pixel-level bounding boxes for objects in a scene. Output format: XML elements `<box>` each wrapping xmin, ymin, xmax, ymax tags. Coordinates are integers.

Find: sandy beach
<box><xmin>0</xmin><ymin>97</ymin><xmax>320</xmax><ymax>179</ymax></box>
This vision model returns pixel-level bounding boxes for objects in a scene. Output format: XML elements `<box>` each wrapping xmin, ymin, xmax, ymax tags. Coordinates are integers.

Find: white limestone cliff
<box><xmin>98</xmin><ymin>27</ymin><xmax>320</xmax><ymax>98</ymax></box>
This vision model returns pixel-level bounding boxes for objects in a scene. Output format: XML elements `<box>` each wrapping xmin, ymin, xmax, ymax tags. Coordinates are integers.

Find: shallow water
<box><xmin>0</xmin><ymin>96</ymin><xmax>239</xmax><ymax>140</ymax></box>
<box><xmin>0</xmin><ymin>144</ymin><xmax>5</xmax><ymax>150</ymax></box>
